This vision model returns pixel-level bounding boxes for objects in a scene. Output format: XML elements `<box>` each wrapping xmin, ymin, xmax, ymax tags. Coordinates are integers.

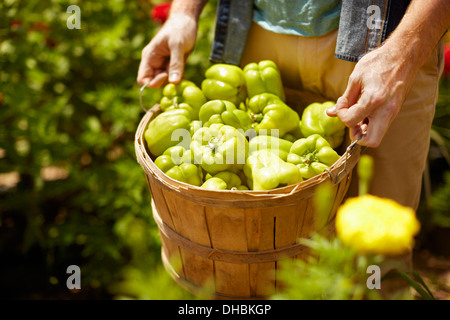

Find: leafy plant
<box><xmin>272</xmin><ymin>233</ymin><xmax>385</xmax><ymax>300</ymax></box>
<box><xmin>399</xmin><ymin>271</ymin><xmax>436</xmax><ymax>300</ymax></box>
<box><xmin>0</xmin><ymin>0</ymin><xmax>217</xmax><ymax>299</ymax></box>
<box><xmin>418</xmin><ymin>76</ymin><xmax>450</xmax><ymax>230</ymax></box>
<box><xmin>429</xmin><ymin>170</ymin><xmax>450</xmax><ymax>227</ymax></box>
<box><xmin>272</xmin><ymin>155</ymin><xmax>436</xmax><ymax>300</ymax></box>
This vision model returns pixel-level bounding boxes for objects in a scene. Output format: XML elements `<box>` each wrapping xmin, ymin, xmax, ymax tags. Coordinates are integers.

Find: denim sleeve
<box><xmin>335</xmin><ymin>0</ymin><xmax>411</xmax><ymax>62</ymax></box>
<box><xmin>335</xmin><ymin>0</ymin><xmax>390</xmax><ymax>62</ymax></box>
<box><xmin>209</xmin><ymin>0</ymin><xmax>254</xmax><ymax>65</ymax></box>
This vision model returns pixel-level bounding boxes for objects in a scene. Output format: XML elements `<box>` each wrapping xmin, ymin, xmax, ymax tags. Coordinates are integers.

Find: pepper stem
<box><xmin>208</xmin><ymin>138</ymin><xmax>219</xmax><ymax>154</ymax></box>
<box><xmin>304</xmin><ymin>152</ymin><xmax>316</xmax><ymax>165</ymax></box>
<box><xmin>250</xmin><ymin>113</ymin><xmax>264</xmax><ymax>123</ymax></box>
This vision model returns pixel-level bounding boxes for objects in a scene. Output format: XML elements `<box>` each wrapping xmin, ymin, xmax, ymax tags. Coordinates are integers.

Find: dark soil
<box><xmin>413</xmin><ymin>226</ymin><xmax>450</xmax><ymax>300</ymax></box>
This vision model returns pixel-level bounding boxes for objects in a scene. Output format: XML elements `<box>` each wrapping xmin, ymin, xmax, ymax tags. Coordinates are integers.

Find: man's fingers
<box><xmin>338</xmin><ymin>89</ymin><xmax>387</xmax><ymax>128</ymax></box>
<box><xmin>137</xmin><ymin>41</ymin><xmax>171</xmax><ymax>87</ymax></box>
<box><xmin>148</xmin><ymin>71</ymin><xmax>168</xmax><ymax>88</ymax></box>
<box><xmin>339</xmin><ymin>75</ymin><xmax>363</xmax><ymax>111</ymax></box>
<box><xmin>326</xmin><ymin>96</ymin><xmax>347</xmax><ymax>116</ymax></box>
<box><xmin>350</xmin><ymin>117</ymin><xmax>386</xmax><ymax>148</ymax></box>
<box><xmin>137</xmin><ymin>62</ymin><xmax>153</xmax><ymax>86</ymax></box>
<box><xmin>342</xmin><ymin>75</ymin><xmax>362</xmax><ymax>106</ymax></box>
<box><xmin>337</xmin><ymin>102</ymin><xmax>371</xmax><ymax>128</ymax></box>
<box><xmin>137</xmin><ymin>67</ymin><xmax>168</xmax><ymax>88</ymax></box>
<box><xmin>167</xmin><ymin>44</ymin><xmax>185</xmax><ymax>84</ymax></box>
<box><xmin>326</xmin><ymin>75</ymin><xmax>361</xmax><ymax>117</ymax></box>
<box><xmin>349</xmin><ymin>122</ymin><xmax>367</xmax><ymax>142</ymax></box>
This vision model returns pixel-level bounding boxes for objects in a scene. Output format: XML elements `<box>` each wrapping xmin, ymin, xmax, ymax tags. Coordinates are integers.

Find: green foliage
<box><xmin>272</xmin><ymin>233</ymin><xmax>437</xmax><ymax>300</ymax></box>
<box><xmin>399</xmin><ymin>271</ymin><xmax>436</xmax><ymax>300</ymax></box>
<box><xmin>273</xmin><ymin>157</ymin><xmax>433</xmax><ymax>301</ymax></box>
<box><xmin>433</xmin><ymin>78</ymin><xmax>450</xmax><ymax>151</ymax></box>
<box><xmin>110</xmin><ymin>265</ymin><xmax>197</xmax><ymax>300</ymax></box>
<box><xmin>0</xmin><ymin>0</ymin><xmax>216</xmax><ymax>299</ymax></box>
<box><xmin>420</xmin><ymin>76</ymin><xmax>450</xmax><ymax>228</ymax></box>
<box><xmin>272</xmin><ymin>233</ymin><xmax>385</xmax><ymax>300</ymax></box>
<box><xmin>430</xmin><ymin>170</ymin><xmax>450</xmax><ymax>227</ymax></box>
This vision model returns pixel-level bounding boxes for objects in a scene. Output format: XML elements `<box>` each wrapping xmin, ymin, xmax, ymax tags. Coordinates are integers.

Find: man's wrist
<box><xmin>380</xmin><ymin>33</ymin><xmax>422</xmax><ymax>76</ymax></box>
<box><xmin>382</xmin><ymin>0</ymin><xmax>450</xmax><ymax>71</ymax></box>
<box><xmin>169</xmin><ymin>0</ymin><xmax>208</xmax><ymax>21</ymax></box>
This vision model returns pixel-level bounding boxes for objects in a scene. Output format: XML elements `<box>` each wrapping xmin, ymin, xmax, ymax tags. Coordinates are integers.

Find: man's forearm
<box><xmin>383</xmin><ymin>0</ymin><xmax>450</xmax><ymax>70</ymax></box>
<box><xmin>169</xmin><ymin>0</ymin><xmax>208</xmax><ymax>21</ymax></box>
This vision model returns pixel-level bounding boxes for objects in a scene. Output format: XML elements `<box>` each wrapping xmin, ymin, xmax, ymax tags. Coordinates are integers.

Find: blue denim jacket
<box><xmin>210</xmin><ymin>0</ymin><xmax>411</xmax><ymax>64</ymax></box>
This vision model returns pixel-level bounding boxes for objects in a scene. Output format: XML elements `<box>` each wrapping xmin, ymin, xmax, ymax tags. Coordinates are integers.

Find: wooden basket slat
<box><xmin>205</xmin><ymin>206</ymin><xmax>250</xmax><ymax>297</ymax></box>
<box><xmin>244</xmin><ymin>208</ymin><xmax>276</xmax><ymax>297</ymax></box>
<box><xmin>147</xmin><ymin>177</ymin><xmax>175</xmax><ymax>229</ymax></box>
<box><xmin>274</xmin><ymin>203</ymin><xmax>307</xmax><ymax>250</ymax></box>
<box><xmin>249</xmin><ymin>261</ymin><xmax>275</xmax><ymax>297</ymax></box>
<box><xmin>158</xmin><ymin>189</ymin><xmax>193</xmax><ymax>284</ymax></box>
<box><xmin>171</xmin><ymin>197</ymin><xmax>215</xmax><ymax>289</ymax></box>
<box><xmin>159</xmin><ymin>232</ymin><xmax>186</xmax><ymax>280</ymax></box>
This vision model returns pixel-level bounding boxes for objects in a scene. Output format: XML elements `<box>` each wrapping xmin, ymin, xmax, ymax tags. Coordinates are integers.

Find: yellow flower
<box><xmin>335</xmin><ymin>194</ymin><xmax>420</xmax><ymax>256</ymax></box>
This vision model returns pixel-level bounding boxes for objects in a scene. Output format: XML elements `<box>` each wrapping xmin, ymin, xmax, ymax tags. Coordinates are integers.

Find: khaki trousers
<box><xmin>241</xmin><ymin>22</ymin><xmax>444</xmax><ymax>211</ymax></box>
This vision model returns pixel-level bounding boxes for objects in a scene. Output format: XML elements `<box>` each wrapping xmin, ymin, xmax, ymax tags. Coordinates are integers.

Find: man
<box><xmin>137</xmin><ymin>0</ymin><xmax>449</xmax><ymax>210</ymax></box>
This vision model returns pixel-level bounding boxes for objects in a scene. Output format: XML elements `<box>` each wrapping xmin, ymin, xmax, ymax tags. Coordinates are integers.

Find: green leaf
<box><xmin>398</xmin><ymin>272</ymin><xmax>435</xmax><ymax>300</ymax></box>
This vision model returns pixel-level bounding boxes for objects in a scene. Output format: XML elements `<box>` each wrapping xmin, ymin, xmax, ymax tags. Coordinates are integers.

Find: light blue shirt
<box><xmin>253</xmin><ymin>0</ymin><xmax>342</xmax><ymax>37</ymax></box>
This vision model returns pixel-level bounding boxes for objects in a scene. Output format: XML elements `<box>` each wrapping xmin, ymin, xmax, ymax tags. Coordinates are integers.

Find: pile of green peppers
<box><xmin>144</xmin><ymin>60</ymin><xmax>346</xmax><ymax>191</ymax></box>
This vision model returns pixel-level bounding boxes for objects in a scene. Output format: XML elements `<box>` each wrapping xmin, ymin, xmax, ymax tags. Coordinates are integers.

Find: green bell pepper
<box><xmin>287</xmin><ymin>134</ymin><xmax>340</xmax><ymax>179</ymax></box>
<box><xmin>191</xmin><ymin>123</ymin><xmax>249</xmax><ymax>175</ymax></box>
<box><xmin>199</xmin><ymin>100</ymin><xmax>252</xmax><ymax>131</ymax></box>
<box><xmin>201</xmin><ymin>64</ymin><xmax>247</xmax><ymax>107</ymax></box>
<box><xmin>154</xmin><ymin>146</ymin><xmax>203</xmax><ymax>186</ymax></box>
<box><xmin>145</xmin><ymin>108</ymin><xmax>191</xmax><ymax>157</ymax></box>
<box><xmin>301</xmin><ymin>101</ymin><xmax>346</xmax><ymax>149</ymax></box>
<box><xmin>160</xmin><ymin>80</ymin><xmax>206</xmax><ymax>120</ymax></box>
<box><xmin>201</xmin><ymin>177</ymin><xmax>227</xmax><ymax>190</ymax></box>
<box><xmin>249</xmin><ymin>135</ymin><xmax>293</xmax><ymax>162</ymax></box>
<box><xmin>243</xmin><ymin>60</ymin><xmax>285</xmax><ymax>101</ymax></box>
<box><xmin>201</xmin><ymin>171</ymin><xmax>247</xmax><ymax>190</ymax></box>
<box><xmin>244</xmin><ymin>150</ymin><xmax>302</xmax><ymax>190</ymax></box>
<box><xmin>190</xmin><ymin>120</ymin><xmax>202</xmax><ymax>137</ymax></box>
<box><xmin>282</xmin><ymin>119</ymin><xmax>303</xmax><ymax>142</ymax></box>
<box><xmin>281</xmin><ymin>133</ymin><xmax>297</xmax><ymax>143</ymax></box>
<box><xmin>247</xmin><ymin>93</ymin><xmax>300</xmax><ymax>137</ymax></box>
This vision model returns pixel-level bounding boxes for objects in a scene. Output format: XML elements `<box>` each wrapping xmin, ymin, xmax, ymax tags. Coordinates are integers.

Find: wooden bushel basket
<box><xmin>135</xmin><ymin>88</ymin><xmax>363</xmax><ymax>299</ymax></box>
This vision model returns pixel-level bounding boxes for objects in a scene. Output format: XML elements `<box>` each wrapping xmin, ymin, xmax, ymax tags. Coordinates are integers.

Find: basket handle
<box><xmin>326</xmin><ymin>131</ymin><xmax>367</xmax><ymax>184</ymax></box>
<box><xmin>139</xmin><ymin>80</ymin><xmax>152</xmax><ymax>113</ymax></box>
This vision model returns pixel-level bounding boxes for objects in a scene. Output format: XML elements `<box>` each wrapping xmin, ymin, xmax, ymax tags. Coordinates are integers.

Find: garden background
<box><xmin>0</xmin><ymin>0</ymin><xmax>449</xmax><ymax>300</ymax></box>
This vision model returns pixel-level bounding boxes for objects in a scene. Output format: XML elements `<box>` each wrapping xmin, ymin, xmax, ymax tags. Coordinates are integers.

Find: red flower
<box><xmin>150</xmin><ymin>2</ymin><xmax>172</xmax><ymax>24</ymax></box>
<box><xmin>29</xmin><ymin>21</ymin><xmax>50</xmax><ymax>33</ymax></box>
<box><xmin>444</xmin><ymin>43</ymin><xmax>450</xmax><ymax>77</ymax></box>
<box><xmin>10</xmin><ymin>20</ymin><xmax>22</xmax><ymax>30</ymax></box>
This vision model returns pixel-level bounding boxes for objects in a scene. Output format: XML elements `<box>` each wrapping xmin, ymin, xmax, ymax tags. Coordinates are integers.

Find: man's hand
<box><xmin>327</xmin><ymin>0</ymin><xmax>450</xmax><ymax>148</ymax></box>
<box><xmin>137</xmin><ymin>0</ymin><xmax>207</xmax><ymax>88</ymax></box>
<box><xmin>137</xmin><ymin>13</ymin><xmax>198</xmax><ymax>88</ymax></box>
<box><xmin>326</xmin><ymin>45</ymin><xmax>415</xmax><ymax>148</ymax></box>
